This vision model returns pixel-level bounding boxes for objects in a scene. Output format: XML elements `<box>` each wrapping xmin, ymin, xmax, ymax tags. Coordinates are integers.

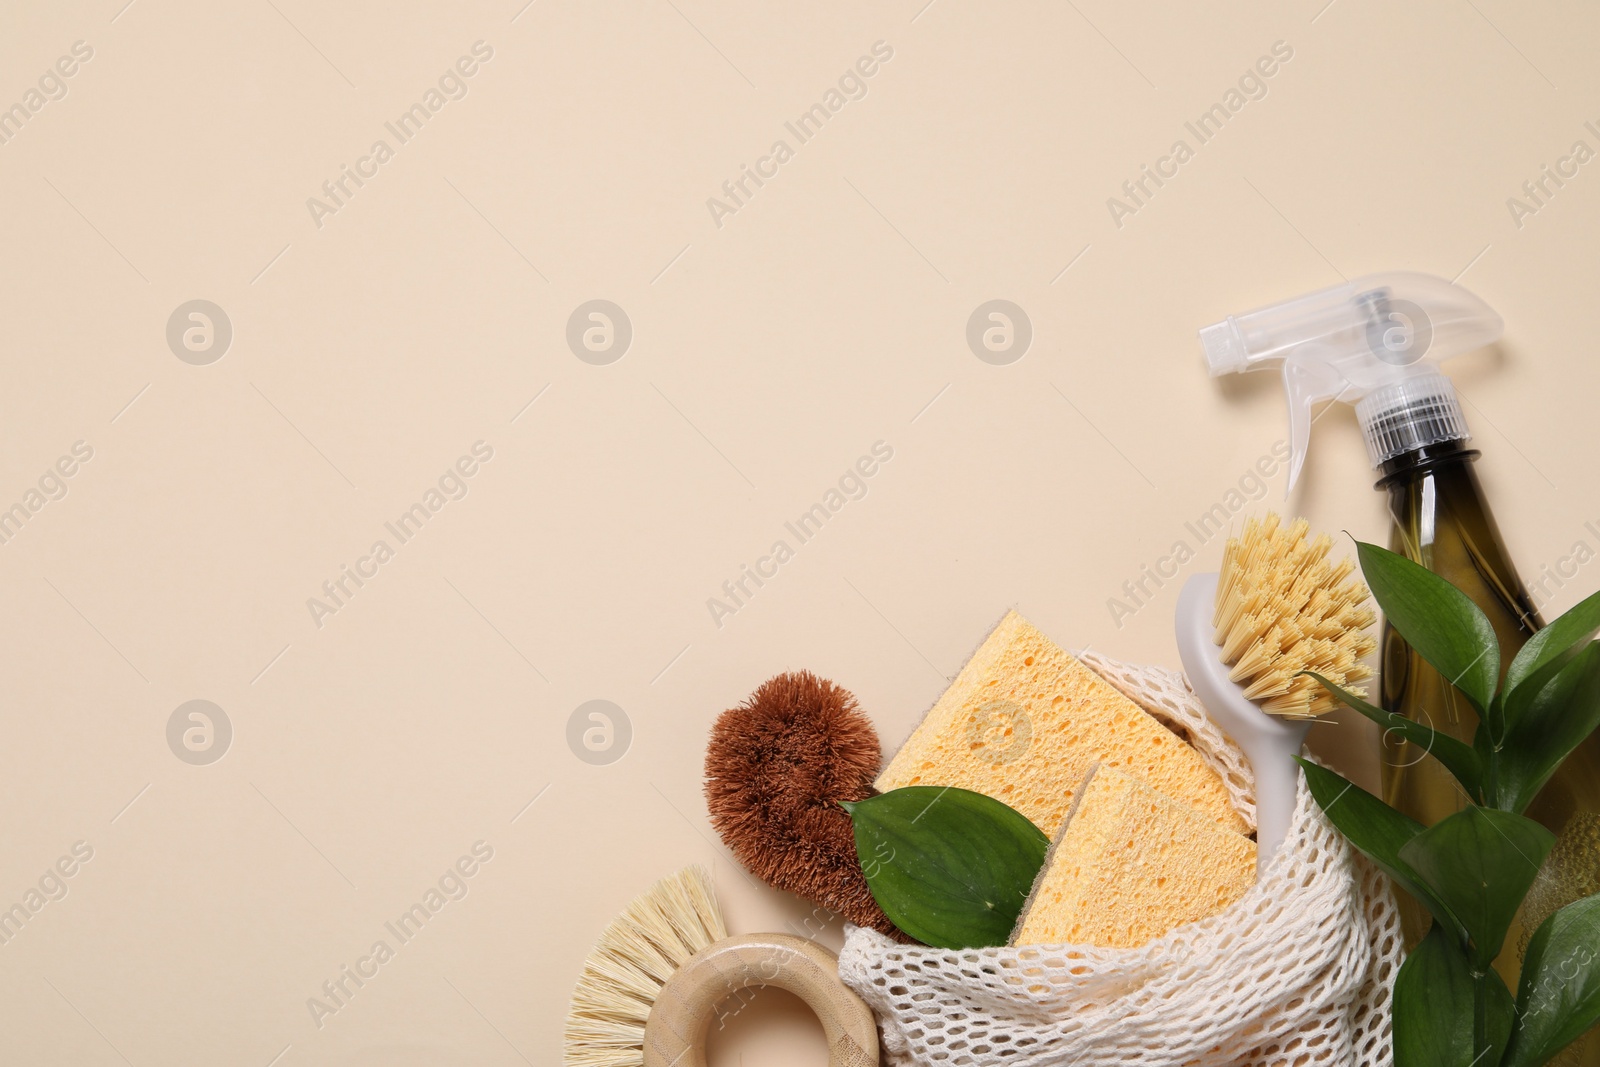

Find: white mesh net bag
<box><xmin>838</xmin><ymin>653</ymin><xmax>1404</xmax><ymax>1067</ymax></box>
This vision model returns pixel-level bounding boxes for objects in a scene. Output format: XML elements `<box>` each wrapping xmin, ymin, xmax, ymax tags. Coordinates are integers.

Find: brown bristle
<box><xmin>704</xmin><ymin>671</ymin><xmax>905</xmax><ymax>938</ymax></box>
<box><xmin>1213</xmin><ymin>513</ymin><xmax>1377</xmax><ymax>719</ymax></box>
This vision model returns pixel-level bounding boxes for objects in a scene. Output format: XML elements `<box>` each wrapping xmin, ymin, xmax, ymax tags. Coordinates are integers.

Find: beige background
<box><xmin>2</xmin><ymin>0</ymin><xmax>1597</xmax><ymax>1063</ymax></box>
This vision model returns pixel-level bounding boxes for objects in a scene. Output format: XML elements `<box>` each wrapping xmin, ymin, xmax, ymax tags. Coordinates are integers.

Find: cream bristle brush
<box><xmin>564</xmin><ymin>865</ymin><xmax>878</xmax><ymax>1067</ymax></box>
<box><xmin>1175</xmin><ymin>513</ymin><xmax>1377</xmax><ymax>873</ymax></box>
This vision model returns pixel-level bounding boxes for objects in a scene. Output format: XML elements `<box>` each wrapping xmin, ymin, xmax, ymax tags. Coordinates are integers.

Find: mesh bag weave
<box><xmin>838</xmin><ymin>653</ymin><xmax>1403</xmax><ymax>1067</ymax></box>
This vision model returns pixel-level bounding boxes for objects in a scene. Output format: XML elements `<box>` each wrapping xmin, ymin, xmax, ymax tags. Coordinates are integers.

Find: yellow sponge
<box><xmin>875</xmin><ymin>611</ymin><xmax>1245</xmax><ymax>837</ymax></box>
<box><xmin>1011</xmin><ymin>765</ymin><xmax>1256</xmax><ymax>948</ymax></box>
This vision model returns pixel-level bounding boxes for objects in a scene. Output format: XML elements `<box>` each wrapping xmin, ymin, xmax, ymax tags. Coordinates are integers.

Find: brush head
<box><xmin>564</xmin><ymin>866</ymin><xmax>726</xmax><ymax>1067</ymax></box>
<box><xmin>704</xmin><ymin>671</ymin><xmax>903</xmax><ymax>938</ymax></box>
<box><xmin>1213</xmin><ymin>512</ymin><xmax>1378</xmax><ymax>719</ymax></box>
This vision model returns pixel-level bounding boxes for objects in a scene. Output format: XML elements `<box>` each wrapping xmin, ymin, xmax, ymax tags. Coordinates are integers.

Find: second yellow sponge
<box><xmin>1011</xmin><ymin>764</ymin><xmax>1256</xmax><ymax>948</ymax></box>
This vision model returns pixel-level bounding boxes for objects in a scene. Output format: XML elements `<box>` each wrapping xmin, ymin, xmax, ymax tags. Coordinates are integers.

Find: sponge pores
<box><xmin>875</xmin><ymin>610</ymin><xmax>1245</xmax><ymax>837</ymax></box>
<box><xmin>1011</xmin><ymin>765</ymin><xmax>1256</xmax><ymax>948</ymax></box>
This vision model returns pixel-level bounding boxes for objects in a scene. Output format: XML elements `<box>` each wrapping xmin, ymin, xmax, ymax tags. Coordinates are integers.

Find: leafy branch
<box><xmin>1303</xmin><ymin>542</ymin><xmax>1600</xmax><ymax>1067</ymax></box>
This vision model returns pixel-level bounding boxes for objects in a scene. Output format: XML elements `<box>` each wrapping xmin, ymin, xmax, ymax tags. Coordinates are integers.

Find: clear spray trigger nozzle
<box><xmin>1195</xmin><ymin>271</ymin><xmax>1503</xmax><ymax>492</ymax></box>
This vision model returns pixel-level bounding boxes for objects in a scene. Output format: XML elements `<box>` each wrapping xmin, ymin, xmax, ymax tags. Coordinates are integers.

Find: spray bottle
<box><xmin>1198</xmin><ymin>271</ymin><xmax>1600</xmax><ymax>1027</ymax></box>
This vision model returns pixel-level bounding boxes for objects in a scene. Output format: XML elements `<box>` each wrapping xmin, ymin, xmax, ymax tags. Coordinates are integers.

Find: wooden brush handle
<box><xmin>642</xmin><ymin>933</ymin><xmax>878</xmax><ymax>1067</ymax></box>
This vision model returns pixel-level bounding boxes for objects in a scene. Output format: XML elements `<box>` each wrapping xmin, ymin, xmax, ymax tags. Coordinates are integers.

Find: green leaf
<box><xmin>1505</xmin><ymin>892</ymin><xmax>1600</xmax><ymax>1067</ymax></box>
<box><xmin>1294</xmin><ymin>757</ymin><xmax>1464</xmax><ymax>942</ymax></box>
<box><xmin>843</xmin><ymin>786</ymin><xmax>1048</xmax><ymax>949</ymax></box>
<box><xmin>1357</xmin><ymin>540</ymin><xmax>1501</xmax><ymax>719</ymax></box>
<box><xmin>1393</xmin><ymin>923</ymin><xmax>1514</xmax><ymax>1067</ymax></box>
<box><xmin>1499</xmin><ymin>644</ymin><xmax>1600</xmax><ymax>815</ymax></box>
<box><xmin>1305</xmin><ymin>670</ymin><xmax>1482</xmax><ymax>801</ymax></box>
<box><xmin>1471</xmin><ymin>715</ymin><xmax>1513</xmax><ymax>811</ymax></box>
<box><xmin>1503</xmin><ymin>587</ymin><xmax>1600</xmax><ymax>725</ymax></box>
<box><xmin>1399</xmin><ymin>806</ymin><xmax>1555</xmax><ymax>968</ymax></box>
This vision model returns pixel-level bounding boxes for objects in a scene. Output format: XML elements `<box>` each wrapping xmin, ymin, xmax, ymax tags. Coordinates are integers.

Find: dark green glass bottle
<box><xmin>1379</xmin><ymin>437</ymin><xmax>1600</xmax><ymax>1063</ymax></box>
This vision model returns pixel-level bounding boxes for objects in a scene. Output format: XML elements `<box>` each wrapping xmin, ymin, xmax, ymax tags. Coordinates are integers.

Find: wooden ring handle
<box><xmin>642</xmin><ymin>933</ymin><xmax>878</xmax><ymax>1067</ymax></box>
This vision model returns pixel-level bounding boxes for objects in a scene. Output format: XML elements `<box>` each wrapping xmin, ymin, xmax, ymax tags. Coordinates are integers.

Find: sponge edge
<box><xmin>1010</xmin><ymin>764</ymin><xmax>1256</xmax><ymax>948</ymax></box>
<box><xmin>875</xmin><ymin>610</ymin><xmax>1246</xmax><ymax>837</ymax></box>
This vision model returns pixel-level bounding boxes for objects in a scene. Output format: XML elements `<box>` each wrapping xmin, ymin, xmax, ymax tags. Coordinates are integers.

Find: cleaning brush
<box><xmin>566</xmin><ymin>867</ymin><xmax>725</xmax><ymax>1067</ymax></box>
<box><xmin>1175</xmin><ymin>513</ymin><xmax>1376</xmax><ymax>873</ymax></box>
<box><xmin>564</xmin><ymin>866</ymin><xmax>878</xmax><ymax>1067</ymax></box>
<box><xmin>1212</xmin><ymin>513</ymin><xmax>1377</xmax><ymax>718</ymax></box>
<box><xmin>704</xmin><ymin>671</ymin><xmax>903</xmax><ymax>937</ymax></box>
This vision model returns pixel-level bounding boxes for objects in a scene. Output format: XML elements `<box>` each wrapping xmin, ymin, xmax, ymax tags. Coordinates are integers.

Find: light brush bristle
<box><xmin>564</xmin><ymin>866</ymin><xmax>727</xmax><ymax>1067</ymax></box>
<box><xmin>1213</xmin><ymin>513</ymin><xmax>1378</xmax><ymax>719</ymax></box>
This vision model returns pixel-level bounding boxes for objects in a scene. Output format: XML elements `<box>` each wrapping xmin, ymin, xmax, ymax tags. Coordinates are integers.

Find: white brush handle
<box><xmin>643</xmin><ymin>933</ymin><xmax>878</xmax><ymax>1067</ymax></box>
<box><xmin>1176</xmin><ymin>572</ymin><xmax>1312</xmax><ymax>875</ymax></box>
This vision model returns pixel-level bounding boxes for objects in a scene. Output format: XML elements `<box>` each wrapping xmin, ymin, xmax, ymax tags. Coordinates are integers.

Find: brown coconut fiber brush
<box><xmin>564</xmin><ymin>865</ymin><xmax>878</xmax><ymax>1067</ymax></box>
<box><xmin>704</xmin><ymin>671</ymin><xmax>904</xmax><ymax>937</ymax></box>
